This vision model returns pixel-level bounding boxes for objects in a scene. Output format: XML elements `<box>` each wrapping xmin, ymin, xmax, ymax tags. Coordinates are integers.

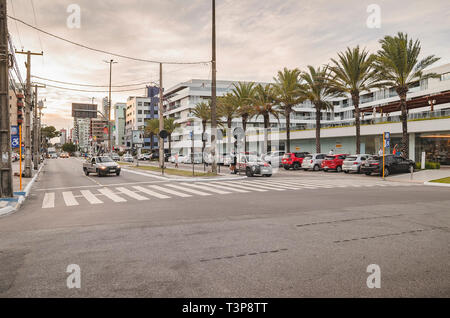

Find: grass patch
<box><xmin>128</xmin><ymin>164</ymin><xmax>217</xmax><ymax>177</ymax></box>
<box><xmin>429</xmin><ymin>177</ymin><xmax>450</xmax><ymax>184</ymax></box>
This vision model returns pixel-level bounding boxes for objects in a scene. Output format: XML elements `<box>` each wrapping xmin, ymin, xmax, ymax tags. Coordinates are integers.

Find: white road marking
<box><xmin>179</xmin><ymin>182</ymin><xmax>231</xmax><ymax>194</ymax></box>
<box><xmin>148</xmin><ymin>185</ymin><xmax>192</xmax><ymax>197</ymax></box>
<box><xmin>196</xmin><ymin>182</ymin><xmax>249</xmax><ymax>193</ymax></box>
<box><xmin>165</xmin><ymin>184</ymin><xmax>211</xmax><ymax>196</ymax></box>
<box><xmin>62</xmin><ymin>191</ymin><xmax>79</xmax><ymax>206</ymax></box>
<box><xmin>211</xmin><ymin>181</ymin><xmax>267</xmax><ymax>192</ymax></box>
<box><xmin>80</xmin><ymin>190</ymin><xmax>103</xmax><ymax>204</ymax></box>
<box><xmin>98</xmin><ymin>188</ymin><xmax>127</xmax><ymax>202</ymax></box>
<box><xmin>237</xmin><ymin>181</ymin><xmax>286</xmax><ymax>191</ymax></box>
<box><xmin>116</xmin><ymin>187</ymin><xmax>149</xmax><ymax>201</ymax></box>
<box><xmin>133</xmin><ymin>186</ymin><xmax>170</xmax><ymax>199</ymax></box>
<box><xmin>253</xmin><ymin>180</ymin><xmax>302</xmax><ymax>189</ymax></box>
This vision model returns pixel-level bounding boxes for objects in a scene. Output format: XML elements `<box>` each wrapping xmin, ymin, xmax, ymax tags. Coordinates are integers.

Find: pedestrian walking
<box><xmin>329</xmin><ymin>149</ymin><xmax>334</xmax><ymax>155</ymax></box>
<box><xmin>175</xmin><ymin>153</ymin><xmax>179</xmax><ymax>168</ymax></box>
<box><xmin>378</xmin><ymin>147</ymin><xmax>383</xmax><ymax>156</ymax></box>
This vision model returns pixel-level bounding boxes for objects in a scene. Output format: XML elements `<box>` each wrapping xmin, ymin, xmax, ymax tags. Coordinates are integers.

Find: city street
<box><xmin>0</xmin><ymin>157</ymin><xmax>448</xmax><ymax>297</ymax></box>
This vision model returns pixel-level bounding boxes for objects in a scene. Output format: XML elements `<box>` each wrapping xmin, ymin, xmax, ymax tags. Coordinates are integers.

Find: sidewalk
<box><xmin>388</xmin><ymin>167</ymin><xmax>450</xmax><ymax>186</ymax></box>
<box><xmin>0</xmin><ymin>160</ymin><xmax>45</xmax><ymax>217</ymax></box>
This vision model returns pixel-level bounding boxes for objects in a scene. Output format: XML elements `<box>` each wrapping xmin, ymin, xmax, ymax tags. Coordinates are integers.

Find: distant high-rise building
<box><xmin>114</xmin><ymin>102</ymin><xmax>126</xmax><ymax>148</ymax></box>
<box><xmin>60</xmin><ymin>129</ymin><xmax>67</xmax><ymax>145</ymax></box>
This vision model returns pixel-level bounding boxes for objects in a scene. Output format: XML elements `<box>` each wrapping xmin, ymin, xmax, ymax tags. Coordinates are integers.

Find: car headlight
<box><xmin>99</xmin><ymin>166</ymin><xmax>107</xmax><ymax>170</ymax></box>
<box><xmin>116</xmin><ymin>165</ymin><xmax>121</xmax><ymax>169</ymax></box>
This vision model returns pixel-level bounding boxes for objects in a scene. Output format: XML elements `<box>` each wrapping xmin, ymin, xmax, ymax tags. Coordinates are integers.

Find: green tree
<box><xmin>300</xmin><ymin>65</ymin><xmax>337</xmax><ymax>153</ymax></box>
<box><xmin>218</xmin><ymin>93</ymin><xmax>239</xmax><ymax>154</ymax></box>
<box><xmin>252</xmin><ymin>84</ymin><xmax>280</xmax><ymax>153</ymax></box>
<box><xmin>144</xmin><ymin>118</ymin><xmax>160</xmax><ymax>151</ymax></box>
<box><xmin>375</xmin><ymin>32</ymin><xmax>440</xmax><ymax>157</ymax></box>
<box><xmin>164</xmin><ymin>117</ymin><xmax>180</xmax><ymax>155</ymax></box>
<box><xmin>41</xmin><ymin>126</ymin><xmax>60</xmax><ymax>150</ymax></box>
<box><xmin>273</xmin><ymin>67</ymin><xmax>305</xmax><ymax>152</ymax></box>
<box><xmin>192</xmin><ymin>101</ymin><xmax>211</xmax><ymax>159</ymax></box>
<box><xmin>62</xmin><ymin>142</ymin><xmax>77</xmax><ymax>154</ymax></box>
<box><xmin>232</xmin><ymin>82</ymin><xmax>255</xmax><ymax>152</ymax></box>
<box><xmin>328</xmin><ymin>46</ymin><xmax>383</xmax><ymax>154</ymax></box>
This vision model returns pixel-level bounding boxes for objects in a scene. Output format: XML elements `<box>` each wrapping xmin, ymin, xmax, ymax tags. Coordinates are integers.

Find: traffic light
<box><xmin>17</xmin><ymin>93</ymin><xmax>24</xmax><ymax>125</ymax></box>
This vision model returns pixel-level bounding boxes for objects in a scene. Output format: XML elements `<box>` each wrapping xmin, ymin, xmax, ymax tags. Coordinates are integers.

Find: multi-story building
<box><xmin>125</xmin><ymin>86</ymin><xmax>160</xmax><ymax>150</ymax></box>
<box><xmin>163</xmin><ymin>64</ymin><xmax>450</xmax><ymax>165</ymax></box>
<box><xmin>90</xmin><ymin>118</ymin><xmax>109</xmax><ymax>147</ymax></box>
<box><xmin>102</xmin><ymin>97</ymin><xmax>109</xmax><ymax>119</ymax></box>
<box><xmin>114</xmin><ymin>102</ymin><xmax>126</xmax><ymax>149</ymax></box>
<box><xmin>73</xmin><ymin>118</ymin><xmax>90</xmax><ymax>151</ymax></box>
<box><xmin>60</xmin><ymin>129</ymin><xmax>67</xmax><ymax>145</ymax></box>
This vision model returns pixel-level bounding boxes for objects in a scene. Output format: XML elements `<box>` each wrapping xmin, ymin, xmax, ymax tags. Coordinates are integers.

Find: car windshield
<box><xmin>345</xmin><ymin>156</ymin><xmax>357</xmax><ymax>161</ymax></box>
<box><xmin>325</xmin><ymin>156</ymin><xmax>335</xmax><ymax>160</ymax></box>
<box><xmin>97</xmin><ymin>157</ymin><xmax>113</xmax><ymax>163</ymax></box>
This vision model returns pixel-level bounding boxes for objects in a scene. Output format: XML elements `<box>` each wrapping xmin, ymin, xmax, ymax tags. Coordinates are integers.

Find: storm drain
<box><xmin>200</xmin><ymin>248</ymin><xmax>288</xmax><ymax>263</ymax></box>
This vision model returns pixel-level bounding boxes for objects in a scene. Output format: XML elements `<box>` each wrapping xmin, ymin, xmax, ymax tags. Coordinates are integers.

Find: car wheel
<box><xmin>303</xmin><ymin>169</ymin><xmax>308</xmax><ymax>171</ymax></box>
<box><xmin>344</xmin><ymin>170</ymin><xmax>349</xmax><ymax>174</ymax></box>
<box><xmin>84</xmin><ymin>168</ymin><xmax>89</xmax><ymax>176</ymax></box>
<box><xmin>246</xmin><ymin>168</ymin><xmax>253</xmax><ymax>177</ymax></box>
<box><xmin>284</xmin><ymin>166</ymin><xmax>290</xmax><ymax>170</ymax></box>
<box><xmin>264</xmin><ymin>174</ymin><xmax>272</xmax><ymax>177</ymax></box>
<box><xmin>384</xmin><ymin>167</ymin><xmax>390</xmax><ymax>177</ymax></box>
<box><xmin>293</xmin><ymin>163</ymin><xmax>300</xmax><ymax>170</ymax></box>
<box><xmin>336</xmin><ymin>166</ymin><xmax>342</xmax><ymax>172</ymax></box>
<box><xmin>365</xmin><ymin>172</ymin><xmax>371</xmax><ymax>176</ymax></box>
<box><xmin>97</xmin><ymin>169</ymin><xmax>103</xmax><ymax>177</ymax></box>
<box><xmin>323</xmin><ymin>169</ymin><xmax>328</xmax><ymax>172</ymax></box>
<box><xmin>313</xmin><ymin>165</ymin><xmax>319</xmax><ymax>171</ymax></box>
<box><xmin>116</xmin><ymin>171</ymin><xmax>120</xmax><ymax>176</ymax></box>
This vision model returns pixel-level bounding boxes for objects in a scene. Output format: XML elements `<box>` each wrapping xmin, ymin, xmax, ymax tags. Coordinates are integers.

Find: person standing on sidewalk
<box><xmin>175</xmin><ymin>153</ymin><xmax>179</xmax><ymax>169</ymax></box>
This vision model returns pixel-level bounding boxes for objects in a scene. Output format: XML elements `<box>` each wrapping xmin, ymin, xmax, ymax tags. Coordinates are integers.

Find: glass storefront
<box><xmin>415</xmin><ymin>132</ymin><xmax>450</xmax><ymax>165</ymax></box>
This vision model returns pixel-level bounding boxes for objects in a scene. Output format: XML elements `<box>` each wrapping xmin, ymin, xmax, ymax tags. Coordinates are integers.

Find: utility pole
<box><xmin>104</xmin><ymin>59</ymin><xmax>117</xmax><ymax>153</ymax></box>
<box><xmin>38</xmin><ymin>100</ymin><xmax>45</xmax><ymax>159</ymax></box>
<box><xmin>210</xmin><ymin>0</ymin><xmax>218</xmax><ymax>174</ymax></box>
<box><xmin>0</xmin><ymin>0</ymin><xmax>13</xmax><ymax>197</ymax></box>
<box><xmin>33</xmin><ymin>84</ymin><xmax>45</xmax><ymax>169</ymax></box>
<box><xmin>16</xmin><ymin>50</ymin><xmax>43</xmax><ymax>177</ymax></box>
<box><xmin>158</xmin><ymin>63</ymin><xmax>164</xmax><ymax>169</ymax></box>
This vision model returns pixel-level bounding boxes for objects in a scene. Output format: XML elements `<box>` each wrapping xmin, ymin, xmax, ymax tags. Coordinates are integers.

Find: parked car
<box><xmin>108</xmin><ymin>153</ymin><xmax>120</xmax><ymax>161</ymax></box>
<box><xmin>301</xmin><ymin>153</ymin><xmax>327</xmax><ymax>171</ymax></box>
<box><xmin>83</xmin><ymin>156</ymin><xmax>121</xmax><ymax>177</ymax></box>
<box><xmin>342</xmin><ymin>154</ymin><xmax>371</xmax><ymax>174</ymax></box>
<box><xmin>138</xmin><ymin>153</ymin><xmax>151</xmax><ymax>160</ymax></box>
<box><xmin>60</xmin><ymin>152</ymin><xmax>69</xmax><ymax>158</ymax></box>
<box><xmin>321</xmin><ymin>154</ymin><xmax>349</xmax><ymax>172</ymax></box>
<box><xmin>11</xmin><ymin>153</ymin><xmax>19</xmax><ymax>162</ymax></box>
<box><xmin>177</xmin><ymin>155</ymin><xmax>189</xmax><ymax>163</ymax></box>
<box><xmin>262</xmin><ymin>151</ymin><xmax>285</xmax><ymax>166</ymax></box>
<box><xmin>360</xmin><ymin>155</ymin><xmax>415</xmax><ymax>177</ymax></box>
<box><xmin>122</xmin><ymin>154</ymin><xmax>134</xmax><ymax>162</ymax></box>
<box><xmin>185</xmin><ymin>153</ymin><xmax>203</xmax><ymax>164</ymax></box>
<box><xmin>282</xmin><ymin>152</ymin><xmax>310</xmax><ymax>170</ymax></box>
<box><xmin>234</xmin><ymin>155</ymin><xmax>272</xmax><ymax>177</ymax></box>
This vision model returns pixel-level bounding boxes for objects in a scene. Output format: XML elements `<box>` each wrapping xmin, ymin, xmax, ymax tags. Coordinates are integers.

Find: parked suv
<box><xmin>301</xmin><ymin>153</ymin><xmax>326</xmax><ymax>171</ymax></box>
<box><xmin>342</xmin><ymin>154</ymin><xmax>370</xmax><ymax>174</ymax></box>
<box><xmin>360</xmin><ymin>155</ymin><xmax>415</xmax><ymax>177</ymax></box>
<box><xmin>321</xmin><ymin>154</ymin><xmax>349</xmax><ymax>172</ymax></box>
<box><xmin>282</xmin><ymin>152</ymin><xmax>310</xmax><ymax>170</ymax></box>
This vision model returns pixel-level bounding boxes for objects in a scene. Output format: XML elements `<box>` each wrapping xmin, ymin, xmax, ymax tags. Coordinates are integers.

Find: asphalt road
<box><xmin>0</xmin><ymin>157</ymin><xmax>448</xmax><ymax>297</ymax></box>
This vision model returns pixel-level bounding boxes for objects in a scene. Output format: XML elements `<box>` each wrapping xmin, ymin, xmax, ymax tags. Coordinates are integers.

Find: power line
<box><xmin>30</xmin><ymin>0</ymin><xmax>43</xmax><ymax>52</ymax></box>
<box><xmin>31</xmin><ymin>75</ymin><xmax>158</xmax><ymax>88</ymax></box>
<box><xmin>35</xmin><ymin>83</ymin><xmax>148</xmax><ymax>93</ymax></box>
<box><xmin>8</xmin><ymin>15</ymin><xmax>211</xmax><ymax>65</ymax></box>
<box><xmin>9</xmin><ymin>0</ymin><xmax>23</xmax><ymax>49</ymax></box>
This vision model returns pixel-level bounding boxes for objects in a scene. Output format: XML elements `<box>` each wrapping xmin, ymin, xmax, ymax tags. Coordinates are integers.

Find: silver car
<box><xmin>342</xmin><ymin>154</ymin><xmax>371</xmax><ymax>174</ymax></box>
<box><xmin>262</xmin><ymin>151</ymin><xmax>285</xmax><ymax>166</ymax></box>
<box><xmin>301</xmin><ymin>153</ymin><xmax>326</xmax><ymax>171</ymax></box>
<box><xmin>235</xmin><ymin>155</ymin><xmax>272</xmax><ymax>177</ymax></box>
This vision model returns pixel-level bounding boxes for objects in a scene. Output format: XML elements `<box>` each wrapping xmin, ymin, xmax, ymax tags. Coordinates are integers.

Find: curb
<box><xmin>0</xmin><ymin>162</ymin><xmax>45</xmax><ymax>217</ymax></box>
<box><xmin>423</xmin><ymin>181</ymin><xmax>450</xmax><ymax>188</ymax></box>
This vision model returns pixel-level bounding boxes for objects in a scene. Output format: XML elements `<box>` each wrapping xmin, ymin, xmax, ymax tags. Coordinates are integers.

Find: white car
<box><xmin>122</xmin><ymin>154</ymin><xmax>134</xmax><ymax>162</ymax></box>
<box><xmin>342</xmin><ymin>154</ymin><xmax>371</xmax><ymax>174</ymax></box>
<box><xmin>301</xmin><ymin>153</ymin><xmax>326</xmax><ymax>171</ymax></box>
<box><xmin>262</xmin><ymin>151</ymin><xmax>285</xmax><ymax>166</ymax></box>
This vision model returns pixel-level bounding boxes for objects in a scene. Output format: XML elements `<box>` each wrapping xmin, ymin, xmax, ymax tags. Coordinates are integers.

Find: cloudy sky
<box><xmin>8</xmin><ymin>0</ymin><xmax>450</xmax><ymax>131</ymax></box>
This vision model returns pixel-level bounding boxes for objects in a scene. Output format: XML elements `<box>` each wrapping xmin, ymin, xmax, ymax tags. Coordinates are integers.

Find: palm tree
<box><xmin>232</xmin><ymin>82</ymin><xmax>255</xmax><ymax>152</ymax></box>
<box><xmin>375</xmin><ymin>32</ymin><xmax>440</xmax><ymax>157</ymax></box>
<box><xmin>273</xmin><ymin>67</ymin><xmax>305</xmax><ymax>152</ymax></box>
<box><xmin>164</xmin><ymin>117</ymin><xmax>180</xmax><ymax>156</ymax></box>
<box><xmin>192</xmin><ymin>101</ymin><xmax>211</xmax><ymax>159</ymax></box>
<box><xmin>217</xmin><ymin>93</ymin><xmax>239</xmax><ymax>154</ymax></box>
<box><xmin>252</xmin><ymin>84</ymin><xmax>280</xmax><ymax>153</ymax></box>
<box><xmin>328</xmin><ymin>46</ymin><xmax>382</xmax><ymax>154</ymax></box>
<box><xmin>300</xmin><ymin>65</ymin><xmax>337</xmax><ymax>153</ymax></box>
<box><xmin>144</xmin><ymin>118</ymin><xmax>159</xmax><ymax>151</ymax></box>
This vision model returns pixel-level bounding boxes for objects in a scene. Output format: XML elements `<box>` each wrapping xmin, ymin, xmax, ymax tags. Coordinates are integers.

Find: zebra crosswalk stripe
<box><xmin>117</xmin><ymin>187</ymin><xmax>149</xmax><ymax>201</ymax></box>
<box><xmin>98</xmin><ymin>188</ymin><xmax>127</xmax><ymax>203</ymax></box>
<box><xmin>80</xmin><ymin>190</ymin><xmax>103</xmax><ymax>204</ymax></box>
<box><xmin>148</xmin><ymin>185</ymin><xmax>192</xmax><ymax>198</ymax></box>
<box><xmin>165</xmin><ymin>183</ymin><xmax>211</xmax><ymax>196</ymax></box>
<box><xmin>252</xmin><ymin>180</ymin><xmax>302</xmax><ymax>189</ymax></box>
<box><xmin>234</xmin><ymin>181</ymin><xmax>285</xmax><ymax>191</ymax></box>
<box><xmin>196</xmin><ymin>182</ymin><xmax>249</xmax><ymax>193</ymax></box>
<box><xmin>212</xmin><ymin>181</ymin><xmax>267</xmax><ymax>192</ymax></box>
<box><xmin>179</xmin><ymin>183</ymin><xmax>231</xmax><ymax>194</ymax></box>
<box><xmin>133</xmin><ymin>186</ymin><xmax>170</xmax><ymax>199</ymax></box>
<box><xmin>42</xmin><ymin>192</ymin><xmax>55</xmax><ymax>209</ymax></box>
<box><xmin>244</xmin><ymin>181</ymin><xmax>296</xmax><ymax>190</ymax></box>
<box><xmin>62</xmin><ymin>191</ymin><xmax>79</xmax><ymax>206</ymax></box>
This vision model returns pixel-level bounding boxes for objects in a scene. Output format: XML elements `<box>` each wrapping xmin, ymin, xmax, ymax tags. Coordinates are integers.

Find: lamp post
<box><xmin>103</xmin><ymin>59</ymin><xmax>118</xmax><ymax>153</ymax></box>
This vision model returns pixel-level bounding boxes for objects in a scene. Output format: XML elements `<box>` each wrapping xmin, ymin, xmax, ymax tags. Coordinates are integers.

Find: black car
<box><xmin>360</xmin><ymin>155</ymin><xmax>415</xmax><ymax>177</ymax></box>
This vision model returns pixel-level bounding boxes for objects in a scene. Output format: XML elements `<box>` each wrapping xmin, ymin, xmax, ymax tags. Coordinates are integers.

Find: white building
<box><xmin>59</xmin><ymin>129</ymin><xmax>67</xmax><ymax>145</ymax></box>
<box><xmin>73</xmin><ymin>117</ymin><xmax>91</xmax><ymax>151</ymax></box>
<box><xmin>114</xmin><ymin>102</ymin><xmax>126</xmax><ymax>148</ymax></box>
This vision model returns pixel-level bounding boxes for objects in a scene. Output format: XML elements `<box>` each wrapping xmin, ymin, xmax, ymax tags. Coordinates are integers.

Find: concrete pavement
<box><xmin>0</xmin><ymin>157</ymin><xmax>448</xmax><ymax>297</ymax></box>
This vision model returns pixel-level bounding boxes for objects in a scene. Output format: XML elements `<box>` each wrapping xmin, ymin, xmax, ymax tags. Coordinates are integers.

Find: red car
<box><xmin>282</xmin><ymin>152</ymin><xmax>310</xmax><ymax>170</ymax></box>
<box><xmin>321</xmin><ymin>154</ymin><xmax>349</xmax><ymax>172</ymax></box>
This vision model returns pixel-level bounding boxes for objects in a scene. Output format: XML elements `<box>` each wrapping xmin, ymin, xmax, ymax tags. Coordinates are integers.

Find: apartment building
<box><xmin>114</xmin><ymin>102</ymin><xmax>126</xmax><ymax>149</ymax></box>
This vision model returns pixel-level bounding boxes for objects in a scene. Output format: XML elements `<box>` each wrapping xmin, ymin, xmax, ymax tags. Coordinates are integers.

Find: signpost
<box><xmin>159</xmin><ymin>130</ymin><xmax>168</xmax><ymax>176</ymax></box>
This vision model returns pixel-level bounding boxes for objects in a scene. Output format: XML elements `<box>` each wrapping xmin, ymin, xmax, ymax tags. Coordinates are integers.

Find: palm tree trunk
<box><xmin>242</xmin><ymin>115</ymin><xmax>248</xmax><ymax>153</ymax></box>
<box><xmin>263</xmin><ymin>114</ymin><xmax>269</xmax><ymax>153</ymax></box>
<box><xmin>227</xmin><ymin>119</ymin><xmax>232</xmax><ymax>156</ymax></box>
<box><xmin>285</xmin><ymin>108</ymin><xmax>291</xmax><ymax>152</ymax></box>
<box><xmin>168</xmin><ymin>134</ymin><xmax>172</xmax><ymax>155</ymax></box>
<box><xmin>400</xmin><ymin>93</ymin><xmax>408</xmax><ymax>158</ymax></box>
<box><xmin>202</xmin><ymin>121</ymin><xmax>206</xmax><ymax>163</ymax></box>
<box><xmin>352</xmin><ymin>94</ymin><xmax>361</xmax><ymax>154</ymax></box>
<box><xmin>315</xmin><ymin>107</ymin><xmax>321</xmax><ymax>153</ymax></box>
<box><xmin>150</xmin><ymin>133</ymin><xmax>154</xmax><ymax>151</ymax></box>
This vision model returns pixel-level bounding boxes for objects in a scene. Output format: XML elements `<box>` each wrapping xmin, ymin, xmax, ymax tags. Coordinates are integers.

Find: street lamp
<box><xmin>103</xmin><ymin>59</ymin><xmax>118</xmax><ymax>153</ymax></box>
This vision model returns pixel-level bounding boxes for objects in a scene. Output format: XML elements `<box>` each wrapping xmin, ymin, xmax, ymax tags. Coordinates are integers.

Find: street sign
<box><xmin>11</xmin><ymin>125</ymin><xmax>18</xmax><ymax>136</ymax></box>
<box><xmin>189</xmin><ymin>131</ymin><xmax>194</xmax><ymax>140</ymax></box>
<box><xmin>159</xmin><ymin>129</ymin><xmax>168</xmax><ymax>139</ymax></box>
<box><xmin>11</xmin><ymin>135</ymin><xmax>20</xmax><ymax>148</ymax></box>
<box><xmin>233</xmin><ymin>127</ymin><xmax>244</xmax><ymax>141</ymax></box>
<box><xmin>384</xmin><ymin>131</ymin><xmax>390</xmax><ymax>148</ymax></box>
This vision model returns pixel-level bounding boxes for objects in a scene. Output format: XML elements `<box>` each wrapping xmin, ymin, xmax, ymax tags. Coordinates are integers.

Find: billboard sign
<box><xmin>72</xmin><ymin>103</ymin><xmax>98</xmax><ymax>118</ymax></box>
